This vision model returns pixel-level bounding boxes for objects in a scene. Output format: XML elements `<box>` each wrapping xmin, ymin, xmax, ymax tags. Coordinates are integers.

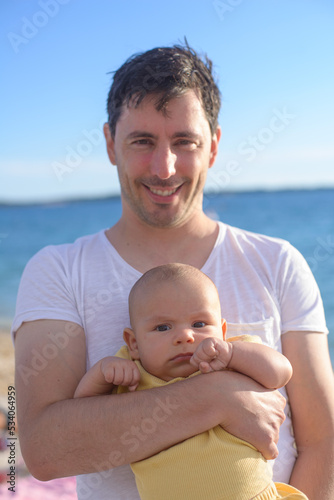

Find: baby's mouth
<box><xmin>171</xmin><ymin>352</ymin><xmax>193</xmax><ymax>361</ymax></box>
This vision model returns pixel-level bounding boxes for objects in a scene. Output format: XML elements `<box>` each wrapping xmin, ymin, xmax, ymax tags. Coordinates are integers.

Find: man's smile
<box><xmin>148</xmin><ymin>186</ymin><xmax>179</xmax><ymax>197</ymax></box>
<box><xmin>142</xmin><ymin>183</ymin><xmax>183</xmax><ymax>202</ymax></box>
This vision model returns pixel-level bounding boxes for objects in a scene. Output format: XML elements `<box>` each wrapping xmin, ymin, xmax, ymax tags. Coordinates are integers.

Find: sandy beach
<box><xmin>0</xmin><ymin>329</ymin><xmax>15</xmax><ymax>397</ymax></box>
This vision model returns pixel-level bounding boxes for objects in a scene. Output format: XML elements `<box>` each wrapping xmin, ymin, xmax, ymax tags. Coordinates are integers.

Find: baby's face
<box><xmin>128</xmin><ymin>278</ymin><xmax>224</xmax><ymax>381</ymax></box>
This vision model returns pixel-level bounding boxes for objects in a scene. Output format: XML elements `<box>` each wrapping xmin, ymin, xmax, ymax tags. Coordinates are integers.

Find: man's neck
<box><xmin>105</xmin><ymin>212</ymin><xmax>218</xmax><ymax>273</ymax></box>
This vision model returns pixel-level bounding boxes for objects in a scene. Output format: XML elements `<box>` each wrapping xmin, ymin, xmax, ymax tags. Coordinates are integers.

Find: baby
<box><xmin>75</xmin><ymin>263</ymin><xmax>308</xmax><ymax>500</ymax></box>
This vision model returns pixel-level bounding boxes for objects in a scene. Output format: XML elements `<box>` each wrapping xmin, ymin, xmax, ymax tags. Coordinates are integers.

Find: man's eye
<box><xmin>193</xmin><ymin>321</ymin><xmax>206</xmax><ymax>328</ymax></box>
<box><xmin>134</xmin><ymin>139</ymin><xmax>152</xmax><ymax>145</ymax></box>
<box><xmin>175</xmin><ymin>140</ymin><xmax>197</xmax><ymax>149</ymax></box>
<box><xmin>156</xmin><ymin>324</ymin><xmax>171</xmax><ymax>332</ymax></box>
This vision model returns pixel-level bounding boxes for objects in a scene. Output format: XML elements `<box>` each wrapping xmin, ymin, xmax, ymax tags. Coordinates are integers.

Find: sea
<box><xmin>0</xmin><ymin>188</ymin><xmax>333</xmax><ymax>363</ymax></box>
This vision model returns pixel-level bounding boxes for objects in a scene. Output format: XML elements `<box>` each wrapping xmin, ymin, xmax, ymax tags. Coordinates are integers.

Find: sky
<box><xmin>1</xmin><ymin>0</ymin><xmax>334</xmax><ymax>204</ymax></box>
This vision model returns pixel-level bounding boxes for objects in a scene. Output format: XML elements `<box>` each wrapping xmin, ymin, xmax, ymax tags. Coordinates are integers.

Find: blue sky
<box><xmin>1</xmin><ymin>0</ymin><xmax>334</xmax><ymax>203</ymax></box>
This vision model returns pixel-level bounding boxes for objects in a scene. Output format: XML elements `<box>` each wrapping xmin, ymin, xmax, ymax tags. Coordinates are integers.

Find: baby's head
<box><xmin>123</xmin><ymin>263</ymin><xmax>226</xmax><ymax>381</ymax></box>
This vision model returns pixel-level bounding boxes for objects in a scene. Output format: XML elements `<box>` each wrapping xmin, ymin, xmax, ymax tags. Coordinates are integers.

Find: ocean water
<box><xmin>0</xmin><ymin>189</ymin><xmax>333</xmax><ymax>362</ymax></box>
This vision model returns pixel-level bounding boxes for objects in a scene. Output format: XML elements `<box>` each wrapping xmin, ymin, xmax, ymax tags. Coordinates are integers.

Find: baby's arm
<box><xmin>74</xmin><ymin>356</ymin><xmax>140</xmax><ymax>398</ymax></box>
<box><xmin>190</xmin><ymin>337</ymin><xmax>292</xmax><ymax>389</ymax></box>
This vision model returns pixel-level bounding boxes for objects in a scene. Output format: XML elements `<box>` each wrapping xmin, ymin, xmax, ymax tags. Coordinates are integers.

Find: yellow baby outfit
<box><xmin>116</xmin><ymin>342</ymin><xmax>308</xmax><ymax>500</ymax></box>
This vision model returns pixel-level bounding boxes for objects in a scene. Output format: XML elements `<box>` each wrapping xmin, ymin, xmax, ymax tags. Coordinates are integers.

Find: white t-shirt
<box><xmin>12</xmin><ymin>222</ymin><xmax>328</xmax><ymax>500</ymax></box>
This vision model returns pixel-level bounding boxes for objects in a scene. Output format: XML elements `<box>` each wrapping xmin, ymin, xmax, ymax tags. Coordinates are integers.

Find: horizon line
<box><xmin>1</xmin><ymin>185</ymin><xmax>334</xmax><ymax>207</ymax></box>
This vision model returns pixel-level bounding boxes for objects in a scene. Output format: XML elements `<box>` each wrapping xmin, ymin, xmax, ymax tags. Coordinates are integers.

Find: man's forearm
<box><xmin>22</xmin><ymin>372</ymin><xmax>227</xmax><ymax>480</ymax></box>
<box><xmin>289</xmin><ymin>439</ymin><xmax>334</xmax><ymax>500</ymax></box>
<box><xmin>17</xmin><ymin>320</ymin><xmax>234</xmax><ymax>480</ymax></box>
<box><xmin>22</xmin><ymin>369</ymin><xmax>285</xmax><ymax>481</ymax></box>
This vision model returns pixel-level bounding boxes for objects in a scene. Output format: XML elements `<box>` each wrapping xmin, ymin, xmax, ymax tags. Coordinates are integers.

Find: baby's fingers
<box><xmin>201</xmin><ymin>339</ymin><xmax>219</xmax><ymax>358</ymax></box>
<box><xmin>120</xmin><ymin>364</ymin><xmax>141</xmax><ymax>389</ymax></box>
<box><xmin>128</xmin><ymin>382</ymin><xmax>139</xmax><ymax>392</ymax></box>
<box><xmin>129</xmin><ymin>365</ymin><xmax>141</xmax><ymax>391</ymax></box>
<box><xmin>192</xmin><ymin>339</ymin><xmax>218</xmax><ymax>365</ymax></box>
<box><xmin>198</xmin><ymin>361</ymin><xmax>214</xmax><ymax>373</ymax></box>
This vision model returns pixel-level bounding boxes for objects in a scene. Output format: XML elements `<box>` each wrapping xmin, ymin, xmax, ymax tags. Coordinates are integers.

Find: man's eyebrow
<box><xmin>126</xmin><ymin>131</ymin><xmax>157</xmax><ymax>140</ymax></box>
<box><xmin>126</xmin><ymin>131</ymin><xmax>202</xmax><ymax>141</ymax></box>
<box><xmin>171</xmin><ymin>131</ymin><xmax>202</xmax><ymax>140</ymax></box>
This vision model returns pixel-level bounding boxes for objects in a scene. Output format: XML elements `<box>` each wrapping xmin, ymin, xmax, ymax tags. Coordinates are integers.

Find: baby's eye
<box><xmin>155</xmin><ymin>324</ymin><xmax>171</xmax><ymax>332</ymax></box>
<box><xmin>193</xmin><ymin>321</ymin><xmax>206</xmax><ymax>328</ymax></box>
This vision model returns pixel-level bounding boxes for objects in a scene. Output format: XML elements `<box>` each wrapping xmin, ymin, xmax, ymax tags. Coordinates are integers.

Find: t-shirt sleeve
<box><xmin>11</xmin><ymin>245</ymin><xmax>83</xmax><ymax>338</ymax></box>
<box><xmin>277</xmin><ymin>243</ymin><xmax>328</xmax><ymax>335</ymax></box>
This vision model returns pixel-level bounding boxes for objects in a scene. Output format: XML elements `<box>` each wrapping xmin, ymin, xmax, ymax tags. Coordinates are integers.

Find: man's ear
<box><xmin>123</xmin><ymin>328</ymin><xmax>140</xmax><ymax>360</ymax></box>
<box><xmin>103</xmin><ymin>122</ymin><xmax>116</xmax><ymax>165</ymax></box>
<box><xmin>221</xmin><ymin>319</ymin><xmax>227</xmax><ymax>340</ymax></box>
<box><xmin>208</xmin><ymin>125</ymin><xmax>221</xmax><ymax>169</ymax></box>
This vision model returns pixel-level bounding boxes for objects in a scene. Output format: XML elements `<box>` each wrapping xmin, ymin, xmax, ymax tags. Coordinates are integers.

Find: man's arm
<box><xmin>15</xmin><ymin>319</ymin><xmax>286</xmax><ymax>481</ymax></box>
<box><xmin>282</xmin><ymin>331</ymin><xmax>334</xmax><ymax>500</ymax></box>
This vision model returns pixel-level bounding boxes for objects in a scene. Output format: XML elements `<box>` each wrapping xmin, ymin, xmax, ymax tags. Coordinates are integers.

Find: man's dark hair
<box><xmin>106</xmin><ymin>41</ymin><xmax>221</xmax><ymax>137</ymax></box>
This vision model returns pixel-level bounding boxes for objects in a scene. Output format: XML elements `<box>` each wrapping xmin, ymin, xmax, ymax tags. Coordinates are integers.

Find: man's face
<box><xmin>126</xmin><ymin>277</ymin><xmax>224</xmax><ymax>381</ymax></box>
<box><xmin>104</xmin><ymin>90</ymin><xmax>220</xmax><ymax>228</ymax></box>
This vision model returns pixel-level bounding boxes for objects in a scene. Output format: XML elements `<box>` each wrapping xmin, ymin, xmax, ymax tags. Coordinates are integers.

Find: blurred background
<box><xmin>1</xmin><ymin>0</ymin><xmax>334</xmax><ymax>203</ymax></box>
<box><xmin>0</xmin><ymin>2</ymin><xmax>333</xmax><ymax>496</ymax></box>
<box><xmin>1</xmin><ymin>2</ymin><xmax>333</xmax><ymax>347</ymax></box>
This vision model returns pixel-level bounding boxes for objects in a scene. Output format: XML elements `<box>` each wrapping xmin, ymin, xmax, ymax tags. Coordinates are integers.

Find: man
<box><xmin>13</xmin><ymin>43</ymin><xmax>334</xmax><ymax>500</ymax></box>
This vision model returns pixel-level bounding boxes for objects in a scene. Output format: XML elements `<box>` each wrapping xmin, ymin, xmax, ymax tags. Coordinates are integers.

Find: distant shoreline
<box><xmin>0</xmin><ymin>186</ymin><xmax>333</xmax><ymax>207</ymax></box>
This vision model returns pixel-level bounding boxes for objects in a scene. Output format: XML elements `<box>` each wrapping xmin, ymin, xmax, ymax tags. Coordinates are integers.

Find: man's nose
<box><xmin>173</xmin><ymin>328</ymin><xmax>195</xmax><ymax>345</ymax></box>
<box><xmin>150</xmin><ymin>145</ymin><xmax>177</xmax><ymax>179</ymax></box>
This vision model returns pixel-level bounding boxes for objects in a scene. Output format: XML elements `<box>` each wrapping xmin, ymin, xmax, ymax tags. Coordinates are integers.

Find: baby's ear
<box><xmin>221</xmin><ymin>319</ymin><xmax>227</xmax><ymax>340</ymax></box>
<box><xmin>123</xmin><ymin>328</ymin><xmax>140</xmax><ymax>360</ymax></box>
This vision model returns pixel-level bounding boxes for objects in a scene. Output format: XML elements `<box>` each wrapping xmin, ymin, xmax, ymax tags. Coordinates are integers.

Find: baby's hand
<box><xmin>101</xmin><ymin>357</ymin><xmax>140</xmax><ymax>391</ymax></box>
<box><xmin>190</xmin><ymin>338</ymin><xmax>233</xmax><ymax>373</ymax></box>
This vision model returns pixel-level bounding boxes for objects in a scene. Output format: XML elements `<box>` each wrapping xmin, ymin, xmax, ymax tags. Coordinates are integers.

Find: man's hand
<box><xmin>101</xmin><ymin>356</ymin><xmax>140</xmax><ymax>392</ymax></box>
<box><xmin>213</xmin><ymin>370</ymin><xmax>286</xmax><ymax>459</ymax></box>
<box><xmin>190</xmin><ymin>337</ymin><xmax>233</xmax><ymax>373</ymax></box>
